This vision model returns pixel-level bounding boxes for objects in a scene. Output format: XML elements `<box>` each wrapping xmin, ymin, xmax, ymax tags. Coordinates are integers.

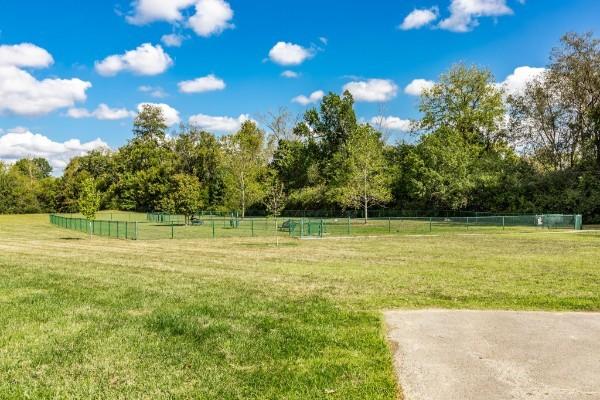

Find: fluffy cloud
<box><xmin>178</xmin><ymin>74</ymin><xmax>226</xmax><ymax>93</ymax></box>
<box><xmin>188</xmin><ymin>113</ymin><xmax>252</xmax><ymax>133</ymax></box>
<box><xmin>138</xmin><ymin>85</ymin><xmax>168</xmax><ymax>98</ymax></box>
<box><xmin>161</xmin><ymin>33</ymin><xmax>185</xmax><ymax>47</ymax></box>
<box><xmin>404</xmin><ymin>79</ymin><xmax>435</xmax><ymax>96</ymax></box>
<box><xmin>0</xmin><ymin>127</ymin><xmax>108</xmax><ymax>172</ymax></box>
<box><xmin>188</xmin><ymin>0</ymin><xmax>234</xmax><ymax>37</ymax></box>
<box><xmin>67</xmin><ymin>104</ymin><xmax>135</xmax><ymax>120</ymax></box>
<box><xmin>439</xmin><ymin>0</ymin><xmax>513</xmax><ymax>32</ymax></box>
<box><xmin>0</xmin><ymin>43</ymin><xmax>91</xmax><ymax>116</ymax></box>
<box><xmin>369</xmin><ymin>116</ymin><xmax>412</xmax><ymax>132</ymax></box>
<box><xmin>127</xmin><ymin>0</ymin><xmax>234</xmax><ymax>37</ymax></box>
<box><xmin>127</xmin><ymin>0</ymin><xmax>196</xmax><ymax>25</ymax></box>
<box><xmin>498</xmin><ymin>66</ymin><xmax>546</xmax><ymax>96</ymax></box>
<box><xmin>137</xmin><ymin>103</ymin><xmax>181</xmax><ymax>126</ymax></box>
<box><xmin>399</xmin><ymin>7</ymin><xmax>439</xmax><ymax>30</ymax></box>
<box><xmin>292</xmin><ymin>90</ymin><xmax>324</xmax><ymax>106</ymax></box>
<box><xmin>343</xmin><ymin>79</ymin><xmax>398</xmax><ymax>102</ymax></box>
<box><xmin>281</xmin><ymin>70</ymin><xmax>299</xmax><ymax>78</ymax></box>
<box><xmin>269</xmin><ymin>42</ymin><xmax>314</xmax><ymax>66</ymax></box>
<box><xmin>95</xmin><ymin>43</ymin><xmax>173</xmax><ymax>76</ymax></box>
<box><xmin>0</xmin><ymin>43</ymin><xmax>53</xmax><ymax>68</ymax></box>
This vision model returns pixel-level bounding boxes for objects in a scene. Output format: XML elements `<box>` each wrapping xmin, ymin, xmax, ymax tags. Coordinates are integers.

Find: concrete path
<box><xmin>385</xmin><ymin>310</ymin><xmax>600</xmax><ymax>400</ymax></box>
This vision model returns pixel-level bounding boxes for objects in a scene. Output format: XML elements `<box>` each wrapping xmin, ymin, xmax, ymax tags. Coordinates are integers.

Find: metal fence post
<box><xmin>212</xmin><ymin>218</ymin><xmax>215</xmax><ymax>239</ymax></box>
<box><xmin>135</xmin><ymin>222</ymin><xmax>138</xmax><ymax>240</ymax></box>
<box><xmin>388</xmin><ymin>217</ymin><xmax>391</xmax><ymax>234</ymax></box>
<box><xmin>251</xmin><ymin>219</ymin><xmax>254</xmax><ymax>237</ymax></box>
<box><xmin>348</xmin><ymin>216</ymin><xmax>351</xmax><ymax>236</ymax></box>
<box><xmin>502</xmin><ymin>216</ymin><xmax>505</xmax><ymax>230</ymax></box>
<box><xmin>429</xmin><ymin>217</ymin><xmax>432</xmax><ymax>232</ymax></box>
<box><xmin>467</xmin><ymin>217</ymin><xmax>469</xmax><ymax>230</ymax></box>
<box><xmin>171</xmin><ymin>221</ymin><xmax>174</xmax><ymax>239</ymax></box>
<box><xmin>320</xmin><ymin>219</ymin><xmax>324</xmax><ymax>238</ymax></box>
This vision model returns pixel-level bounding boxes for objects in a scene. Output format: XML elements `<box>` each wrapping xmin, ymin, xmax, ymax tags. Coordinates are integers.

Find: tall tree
<box><xmin>334</xmin><ymin>124</ymin><xmax>392</xmax><ymax>222</ymax></box>
<box><xmin>418</xmin><ymin>63</ymin><xmax>506</xmax><ymax>150</ymax></box>
<box><xmin>223</xmin><ymin>121</ymin><xmax>267</xmax><ymax>218</ymax></box>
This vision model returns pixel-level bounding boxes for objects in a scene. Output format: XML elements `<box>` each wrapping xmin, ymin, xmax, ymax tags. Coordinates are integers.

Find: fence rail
<box><xmin>50</xmin><ymin>213</ymin><xmax>582</xmax><ymax>240</ymax></box>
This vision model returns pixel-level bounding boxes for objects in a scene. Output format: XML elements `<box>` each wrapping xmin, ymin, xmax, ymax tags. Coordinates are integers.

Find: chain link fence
<box><xmin>50</xmin><ymin>213</ymin><xmax>583</xmax><ymax>240</ymax></box>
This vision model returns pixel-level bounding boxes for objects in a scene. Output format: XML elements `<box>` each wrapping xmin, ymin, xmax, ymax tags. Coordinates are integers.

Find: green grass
<box><xmin>1</xmin><ymin>214</ymin><xmax>599</xmax><ymax>399</ymax></box>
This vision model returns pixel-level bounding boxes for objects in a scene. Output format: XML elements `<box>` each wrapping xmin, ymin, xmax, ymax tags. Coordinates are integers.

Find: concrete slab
<box><xmin>385</xmin><ymin>310</ymin><xmax>600</xmax><ymax>400</ymax></box>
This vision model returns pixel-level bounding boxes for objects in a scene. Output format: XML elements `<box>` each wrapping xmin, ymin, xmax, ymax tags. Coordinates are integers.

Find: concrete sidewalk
<box><xmin>385</xmin><ymin>310</ymin><xmax>600</xmax><ymax>400</ymax></box>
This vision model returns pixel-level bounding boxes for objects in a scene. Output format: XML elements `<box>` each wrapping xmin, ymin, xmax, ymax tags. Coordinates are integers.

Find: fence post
<box><xmin>135</xmin><ymin>222</ymin><xmax>138</xmax><ymax>240</ymax></box>
<box><xmin>251</xmin><ymin>219</ymin><xmax>254</xmax><ymax>237</ymax></box>
<box><xmin>125</xmin><ymin>222</ymin><xmax>128</xmax><ymax>240</ymax></box>
<box><xmin>117</xmin><ymin>221</ymin><xmax>119</xmax><ymax>238</ymax></box>
<box><xmin>429</xmin><ymin>217</ymin><xmax>432</xmax><ymax>232</ymax></box>
<box><xmin>502</xmin><ymin>216</ymin><xmax>505</xmax><ymax>230</ymax></box>
<box><xmin>348</xmin><ymin>216</ymin><xmax>351</xmax><ymax>236</ymax></box>
<box><xmin>320</xmin><ymin>219</ymin><xmax>324</xmax><ymax>238</ymax></box>
<box><xmin>212</xmin><ymin>218</ymin><xmax>215</xmax><ymax>239</ymax></box>
<box><xmin>109</xmin><ymin>221</ymin><xmax>112</xmax><ymax>237</ymax></box>
<box><xmin>388</xmin><ymin>217</ymin><xmax>391</xmax><ymax>234</ymax></box>
<box><xmin>301</xmin><ymin>218</ymin><xmax>304</xmax><ymax>238</ymax></box>
<box><xmin>467</xmin><ymin>217</ymin><xmax>469</xmax><ymax>230</ymax></box>
<box><xmin>171</xmin><ymin>221</ymin><xmax>174</xmax><ymax>239</ymax></box>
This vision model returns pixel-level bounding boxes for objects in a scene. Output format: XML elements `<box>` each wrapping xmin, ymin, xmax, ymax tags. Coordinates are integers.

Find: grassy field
<box><xmin>1</xmin><ymin>214</ymin><xmax>599</xmax><ymax>399</ymax></box>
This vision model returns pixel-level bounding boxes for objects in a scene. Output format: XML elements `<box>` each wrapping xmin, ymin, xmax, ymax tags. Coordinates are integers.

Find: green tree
<box><xmin>223</xmin><ymin>121</ymin><xmax>267</xmax><ymax>218</ymax></box>
<box><xmin>174</xmin><ymin>126</ymin><xmax>225</xmax><ymax>207</ymax></box>
<box><xmin>159</xmin><ymin>174</ymin><xmax>204</xmax><ymax>224</ymax></box>
<box><xmin>334</xmin><ymin>125</ymin><xmax>392</xmax><ymax>222</ymax></box>
<box><xmin>14</xmin><ymin>158</ymin><xmax>52</xmax><ymax>182</ymax></box>
<box><xmin>112</xmin><ymin>105</ymin><xmax>175</xmax><ymax>211</ymax></box>
<box><xmin>78</xmin><ymin>177</ymin><xmax>101</xmax><ymax>222</ymax></box>
<box><xmin>418</xmin><ymin>63</ymin><xmax>506</xmax><ymax>150</ymax></box>
<box><xmin>133</xmin><ymin>104</ymin><xmax>168</xmax><ymax>142</ymax></box>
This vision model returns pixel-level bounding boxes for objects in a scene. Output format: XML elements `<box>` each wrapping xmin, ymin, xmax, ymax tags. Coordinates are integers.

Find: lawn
<box><xmin>1</xmin><ymin>214</ymin><xmax>599</xmax><ymax>399</ymax></box>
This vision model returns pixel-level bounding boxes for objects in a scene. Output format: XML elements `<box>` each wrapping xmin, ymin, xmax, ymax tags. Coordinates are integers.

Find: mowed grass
<box><xmin>1</xmin><ymin>215</ymin><xmax>599</xmax><ymax>399</ymax></box>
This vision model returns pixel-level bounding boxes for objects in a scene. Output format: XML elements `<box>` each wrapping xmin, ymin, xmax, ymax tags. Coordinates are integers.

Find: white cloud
<box><xmin>369</xmin><ymin>116</ymin><xmax>412</xmax><ymax>132</ymax></box>
<box><xmin>189</xmin><ymin>113</ymin><xmax>252</xmax><ymax>133</ymax></box>
<box><xmin>404</xmin><ymin>79</ymin><xmax>435</xmax><ymax>96</ymax></box>
<box><xmin>188</xmin><ymin>0</ymin><xmax>234</xmax><ymax>37</ymax></box>
<box><xmin>0</xmin><ymin>127</ymin><xmax>108</xmax><ymax>173</ymax></box>
<box><xmin>439</xmin><ymin>0</ymin><xmax>513</xmax><ymax>32</ymax></box>
<box><xmin>127</xmin><ymin>0</ymin><xmax>196</xmax><ymax>25</ymax></box>
<box><xmin>67</xmin><ymin>104</ymin><xmax>135</xmax><ymax>120</ymax></box>
<box><xmin>292</xmin><ymin>90</ymin><xmax>324</xmax><ymax>105</ymax></box>
<box><xmin>138</xmin><ymin>85</ymin><xmax>168</xmax><ymax>98</ymax></box>
<box><xmin>281</xmin><ymin>70</ymin><xmax>300</xmax><ymax>78</ymax></box>
<box><xmin>498</xmin><ymin>66</ymin><xmax>546</xmax><ymax>97</ymax></box>
<box><xmin>399</xmin><ymin>7</ymin><xmax>439</xmax><ymax>30</ymax></box>
<box><xmin>0</xmin><ymin>66</ymin><xmax>91</xmax><ymax>116</ymax></box>
<box><xmin>95</xmin><ymin>43</ymin><xmax>173</xmax><ymax>76</ymax></box>
<box><xmin>268</xmin><ymin>42</ymin><xmax>314</xmax><ymax>66</ymax></box>
<box><xmin>137</xmin><ymin>103</ymin><xmax>181</xmax><ymax>126</ymax></box>
<box><xmin>161</xmin><ymin>33</ymin><xmax>185</xmax><ymax>47</ymax></box>
<box><xmin>178</xmin><ymin>74</ymin><xmax>226</xmax><ymax>93</ymax></box>
<box><xmin>0</xmin><ymin>43</ymin><xmax>54</xmax><ymax>68</ymax></box>
<box><xmin>343</xmin><ymin>79</ymin><xmax>398</xmax><ymax>102</ymax></box>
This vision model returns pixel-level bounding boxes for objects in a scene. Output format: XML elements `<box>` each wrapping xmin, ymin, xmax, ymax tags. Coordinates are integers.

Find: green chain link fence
<box><xmin>50</xmin><ymin>213</ymin><xmax>583</xmax><ymax>240</ymax></box>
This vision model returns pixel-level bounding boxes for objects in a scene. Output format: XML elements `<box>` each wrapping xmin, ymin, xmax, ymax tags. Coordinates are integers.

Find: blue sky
<box><xmin>0</xmin><ymin>0</ymin><xmax>599</xmax><ymax>172</ymax></box>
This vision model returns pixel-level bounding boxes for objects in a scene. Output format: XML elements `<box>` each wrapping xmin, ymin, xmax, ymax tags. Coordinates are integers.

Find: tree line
<box><xmin>1</xmin><ymin>33</ymin><xmax>599</xmax><ymax>222</ymax></box>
